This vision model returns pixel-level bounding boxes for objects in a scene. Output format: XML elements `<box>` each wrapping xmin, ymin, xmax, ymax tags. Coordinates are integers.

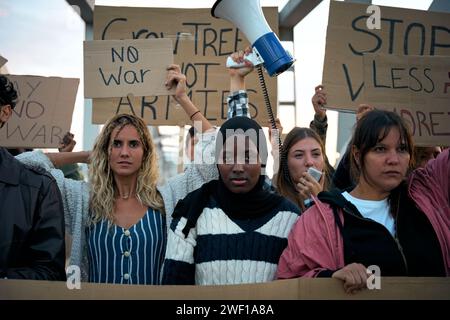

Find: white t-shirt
<box><xmin>342</xmin><ymin>191</ymin><xmax>395</xmax><ymax>236</ymax></box>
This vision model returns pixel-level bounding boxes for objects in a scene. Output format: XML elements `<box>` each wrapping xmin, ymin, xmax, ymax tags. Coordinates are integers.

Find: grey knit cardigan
<box><xmin>16</xmin><ymin>129</ymin><xmax>218</xmax><ymax>281</ymax></box>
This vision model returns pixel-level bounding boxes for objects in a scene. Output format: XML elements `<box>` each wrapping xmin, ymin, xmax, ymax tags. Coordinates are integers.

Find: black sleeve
<box><xmin>162</xmin><ymin>259</ymin><xmax>196</xmax><ymax>285</ymax></box>
<box><xmin>5</xmin><ymin>179</ymin><xmax>66</xmax><ymax>281</ymax></box>
<box><xmin>332</xmin><ymin>148</ymin><xmax>354</xmax><ymax>190</ymax></box>
<box><xmin>309</xmin><ymin>114</ymin><xmax>328</xmax><ymax>145</ymax></box>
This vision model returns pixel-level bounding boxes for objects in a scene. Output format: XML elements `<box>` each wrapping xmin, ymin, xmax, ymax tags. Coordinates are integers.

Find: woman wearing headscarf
<box><xmin>162</xmin><ymin>116</ymin><xmax>300</xmax><ymax>285</ymax></box>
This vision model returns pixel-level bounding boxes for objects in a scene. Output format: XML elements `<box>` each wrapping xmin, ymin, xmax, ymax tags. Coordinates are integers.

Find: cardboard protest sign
<box><xmin>92</xmin><ymin>6</ymin><xmax>278</xmax><ymax>126</ymax></box>
<box><xmin>363</xmin><ymin>54</ymin><xmax>450</xmax><ymax>146</ymax></box>
<box><xmin>84</xmin><ymin>39</ymin><xmax>174</xmax><ymax>98</ymax></box>
<box><xmin>0</xmin><ymin>55</ymin><xmax>7</xmax><ymax>68</ymax></box>
<box><xmin>323</xmin><ymin>1</ymin><xmax>450</xmax><ymax>111</ymax></box>
<box><xmin>0</xmin><ymin>75</ymin><xmax>79</xmax><ymax>148</ymax></box>
<box><xmin>2</xmin><ymin>277</ymin><xmax>450</xmax><ymax>300</ymax></box>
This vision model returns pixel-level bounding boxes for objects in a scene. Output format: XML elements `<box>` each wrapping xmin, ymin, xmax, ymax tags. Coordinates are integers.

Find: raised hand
<box><xmin>228</xmin><ymin>47</ymin><xmax>254</xmax><ymax>78</ymax></box>
<box><xmin>356</xmin><ymin>104</ymin><xmax>374</xmax><ymax>122</ymax></box>
<box><xmin>165</xmin><ymin>64</ymin><xmax>188</xmax><ymax>104</ymax></box>
<box><xmin>311</xmin><ymin>85</ymin><xmax>327</xmax><ymax>121</ymax></box>
<box><xmin>228</xmin><ymin>47</ymin><xmax>255</xmax><ymax>93</ymax></box>
<box><xmin>58</xmin><ymin>132</ymin><xmax>76</xmax><ymax>152</ymax></box>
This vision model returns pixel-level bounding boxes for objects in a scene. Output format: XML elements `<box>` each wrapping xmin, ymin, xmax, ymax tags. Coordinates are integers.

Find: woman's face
<box><xmin>287</xmin><ymin>137</ymin><xmax>325</xmax><ymax>183</ymax></box>
<box><xmin>356</xmin><ymin>127</ymin><xmax>410</xmax><ymax>197</ymax></box>
<box><xmin>108</xmin><ymin>124</ymin><xmax>144</xmax><ymax>178</ymax></box>
<box><xmin>218</xmin><ymin>135</ymin><xmax>261</xmax><ymax>194</ymax></box>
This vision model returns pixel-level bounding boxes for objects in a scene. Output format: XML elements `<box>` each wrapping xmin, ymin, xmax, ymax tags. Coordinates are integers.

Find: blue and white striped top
<box><xmin>86</xmin><ymin>208</ymin><xmax>166</xmax><ymax>285</ymax></box>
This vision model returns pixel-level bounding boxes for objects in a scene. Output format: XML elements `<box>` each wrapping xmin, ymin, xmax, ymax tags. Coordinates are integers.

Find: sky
<box><xmin>0</xmin><ymin>0</ymin><xmax>436</xmax><ymax>171</ymax></box>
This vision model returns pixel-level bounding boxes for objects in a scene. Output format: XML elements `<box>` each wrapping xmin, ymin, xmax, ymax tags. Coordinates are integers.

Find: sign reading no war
<box><xmin>0</xmin><ymin>75</ymin><xmax>79</xmax><ymax>148</ymax></box>
<box><xmin>84</xmin><ymin>39</ymin><xmax>174</xmax><ymax>98</ymax></box>
<box><xmin>323</xmin><ymin>1</ymin><xmax>450</xmax><ymax>111</ymax></box>
<box><xmin>92</xmin><ymin>6</ymin><xmax>278</xmax><ymax>126</ymax></box>
<box><xmin>363</xmin><ymin>54</ymin><xmax>450</xmax><ymax>146</ymax></box>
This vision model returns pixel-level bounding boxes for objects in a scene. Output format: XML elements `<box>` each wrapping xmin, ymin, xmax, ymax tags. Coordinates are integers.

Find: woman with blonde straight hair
<box><xmin>16</xmin><ymin>65</ymin><xmax>218</xmax><ymax>284</ymax></box>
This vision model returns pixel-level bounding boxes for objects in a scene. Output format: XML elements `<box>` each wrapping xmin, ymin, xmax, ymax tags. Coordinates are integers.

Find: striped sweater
<box><xmin>162</xmin><ymin>197</ymin><xmax>300</xmax><ymax>285</ymax></box>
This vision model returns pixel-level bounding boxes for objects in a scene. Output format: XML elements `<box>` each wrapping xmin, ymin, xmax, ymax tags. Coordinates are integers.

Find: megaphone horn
<box><xmin>212</xmin><ymin>0</ymin><xmax>294</xmax><ymax>76</ymax></box>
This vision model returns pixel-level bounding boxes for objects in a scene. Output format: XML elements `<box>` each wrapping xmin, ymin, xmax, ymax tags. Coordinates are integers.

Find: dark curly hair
<box><xmin>0</xmin><ymin>75</ymin><xmax>18</xmax><ymax>109</ymax></box>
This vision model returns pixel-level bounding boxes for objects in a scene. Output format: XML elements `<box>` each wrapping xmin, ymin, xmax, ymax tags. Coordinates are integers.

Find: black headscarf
<box><xmin>173</xmin><ymin>117</ymin><xmax>285</xmax><ymax>237</ymax></box>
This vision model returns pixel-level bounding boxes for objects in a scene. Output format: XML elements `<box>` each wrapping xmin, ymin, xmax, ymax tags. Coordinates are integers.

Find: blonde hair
<box><xmin>89</xmin><ymin>114</ymin><xmax>164</xmax><ymax>225</ymax></box>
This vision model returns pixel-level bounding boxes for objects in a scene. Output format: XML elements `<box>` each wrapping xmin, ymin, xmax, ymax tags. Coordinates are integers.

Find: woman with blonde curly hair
<box><xmin>88</xmin><ymin>114</ymin><xmax>164</xmax><ymax>225</ymax></box>
<box><xmin>85</xmin><ymin>114</ymin><xmax>165</xmax><ymax>283</ymax></box>
<box><xmin>16</xmin><ymin>65</ymin><xmax>217</xmax><ymax>284</ymax></box>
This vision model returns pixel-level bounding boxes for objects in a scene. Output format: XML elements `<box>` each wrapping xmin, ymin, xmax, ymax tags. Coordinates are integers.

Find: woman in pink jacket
<box><xmin>277</xmin><ymin>109</ymin><xmax>450</xmax><ymax>294</ymax></box>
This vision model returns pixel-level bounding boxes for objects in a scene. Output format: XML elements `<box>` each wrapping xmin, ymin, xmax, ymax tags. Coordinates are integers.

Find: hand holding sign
<box><xmin>92</xmin><ymin>6</ymin><xmax>278</xmax><ymax>126</ymax></box>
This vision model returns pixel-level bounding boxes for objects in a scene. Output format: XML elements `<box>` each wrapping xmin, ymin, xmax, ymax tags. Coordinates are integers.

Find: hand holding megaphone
<box><xmin>226</xmin><ymin>47</ymin><xmax>264</xmax><ymax>69</ymax></box>
<box><xmin>212</xmin><ymin>0</ymin><xmax>294</xmax><ymax>76</ymax></box>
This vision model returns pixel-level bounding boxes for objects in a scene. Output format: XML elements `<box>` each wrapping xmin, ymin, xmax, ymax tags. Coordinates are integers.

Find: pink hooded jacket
<box><xmin>276</xmin><ymin>148</ymin><xmax>450</xmax><ymax>278</ymax></box>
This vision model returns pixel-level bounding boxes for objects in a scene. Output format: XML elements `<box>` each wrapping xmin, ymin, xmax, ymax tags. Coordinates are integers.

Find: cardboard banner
<box><xmin>93</xmin><ymin>6</ymin><xmax>278</xmax><ymax>126</ymax></box>
<box><xmin>323</xmin><ymin>1</ymin><xmax>450</xmax><ymax>111</ymax></box>
<box><xmin>0</xmin><ymin>75</ymin><xmax>79</xmax><ymax>148</ymax></box>
<box><xmin>363</xmin><ymin>54</ymin><xmax>450</xmax><ymax>146</ymax></box>
<box><xmin>1</xmin><ymin>277</ymin><xmax>450</xmax><ymax>300</ymax></box>
<box><xmin>0</xmin><ymin>55</ymin><xmax>7</xmax><ymax>68</ymax></box>
<box><xmin>84</xmin><ymin>39</ymin><xmax>174</xmax><ymax>98</ymax></box>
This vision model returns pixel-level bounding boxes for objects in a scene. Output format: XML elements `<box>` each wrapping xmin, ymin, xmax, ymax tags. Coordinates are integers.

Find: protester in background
<box><xmin>16</xmin><ymin>65</ymin><xmax>218</xmax><ymax>284</ymax></box>
<box><xmin>331</xmin><ymin>104</ymin><xmax>374</xmax><ymax>190</ymax></box>
<box><xmin>0</xmin><ymin>74</ymin><xmax>66</xmax><ymax>280</ymax></box>
<box><xmin>275</xmin><ymin>126</ymin><xmax>330</xmax><ymax>211</ymax></box>
<box><xmin>413</xmin><ymin>146</ymin><xmax>442</xmax><ymax>169</ymax></box>
<box><xmin>162</xmin><ymin>116</ymin><xmax>300</xmax><ymax>285</ymax></box>
<box><xmin>277</xmin><ymin>109</ymin><xmax>449</xmax><ymax>294</ymax></box>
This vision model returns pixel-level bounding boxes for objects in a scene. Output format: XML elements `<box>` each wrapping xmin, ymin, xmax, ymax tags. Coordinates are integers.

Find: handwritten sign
<box><xmin>323</xmin><ymin>1</ymin><xmax>450</xmax><ymax>111</ymax></box>
<box><xmin>0</xmin><ymin>75</ymin><xmax>79</xmax><ymax>148</ymax></box>
<box><xmin>363</xmin><ymin>54</ymin><xmax>450</xmax><ymax>146</ymax></box>
<box><xmin>0</xmin><ymin>55</ymin><xmax>7</xmax><ymax>68</ymax></box>
<box><xmin>84</xmin><ymin>39</ymin><xmax>174</xmax><ymax>98</ymax></box>
<box><xmin>92</xmin><ymin>6</ymin><xmax>278</xmax><ymax>126</ymax></box>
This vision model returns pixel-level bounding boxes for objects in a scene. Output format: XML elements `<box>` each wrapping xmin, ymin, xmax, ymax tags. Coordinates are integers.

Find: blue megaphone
<box><xmin>212</xmin><ymin>0</ymin><xmax>294</xmax><ymax>76</ymax></box>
